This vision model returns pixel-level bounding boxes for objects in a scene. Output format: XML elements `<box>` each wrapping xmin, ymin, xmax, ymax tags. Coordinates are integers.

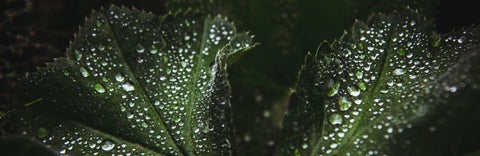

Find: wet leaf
<box><xmin>277</xmin><ymin>8</ymin><xmax>480</xmax><ymax>155</ymax></box>
<box><xmin>166</xmin><ymin>1</ymin><xmax>438</xmax><ymax>155</ymax></box>
<box><xmin>11</xmin><ymin>5</ymin><xmax>253</xmax><ymax>155</ymax></box>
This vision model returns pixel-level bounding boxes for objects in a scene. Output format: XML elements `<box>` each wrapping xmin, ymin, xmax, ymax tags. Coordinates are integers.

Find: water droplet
<box><xmin>338</xmin><ymin>97</ymin><xmax>352</xmax><ymax>111</ymax></box>
<box><xmin>327</xmin><ymin>80</ymin><xmax>340</xmax><ymax>97</ymax></box>
<box><xmin>136</xmin><ymin>44</ymin><xmax>145</xmax><ymax>53</ymax></box>
<box><xmin>184</xmin><ymin>35</ymin><xmax>191</xmax><ymax>41</ymax></box>
<box><xmin>355</xmin><ymin>71</ymin><xmax>363</xmax><ymax>79</ymax></box>
<box><xmin>94</xmin><ymin>83</ymin><xmax>106</xmax><ymax>93</ymax></box>
<box><xmin>101</xmin><ymin>140</ymin><xmax>115</xmax><ymax>151</ymax></box>
<box><xmin>98</xmin><ymin>45</ymin><xmax>105</xmax><ymax>51</ymax></box>
<box><xmin>329</xmin><ymin>113</ymin><xmax>343</xmax><ymax>125</ymax></box>
<box><xmin>330</xmin><ymin>143</ymin><xmax>338</xmax><ymax>149</ymax></box>
<box><xmin>126</xmin><ymin>112</ymin><xmax>134</xmax><ymax>119</ymax></box>
<box><xmin>74</xmin><ymin>50</ymin><xmax>82</xmax><ymax>61</ymax></box>
<box><xmin>141</xmin><ymin>122</ymin><xmax>148</xmax><ymax>128</ymax></box>
<box><xmin>396</xmin><ymin>48</ymin><xmax>406</xmax><ymax>55</ymax></box>
<box><xmin>36</xmin><ymin>127</ymin><xmax>49</xmax><ymax>138</ymax></box>
<box><xmin>115</xmin><ymin>73</ymin><xmax>125</xmax><ymax>82</ymax></box>
<box><xmin>150</xmin><ymin>45</ymin><xmax>158</xmax><ymax>54</ymax></box>
<box><xmin>89</xmin><ymin>142</ymin><xmax>96</xmax><ymax>148</ymax></box>
<box><xmin>457</xmin><ymin>36</ymin><xmax>465</xmax><ymax>43</ymax></box>
<box><xmin>394</xmin><ymin>68</ymin><xmax>405</xmax><ymax>75</ymax></box>
<box><xmin>357</xmin><ymin>82</ymin><xmax>367</xmax><ymax>91</ymax></box>
<box><xmin>367</xmin><ymin>46</ymin><xmax>374</xmax><ymax>51</ymax></box>
<box><xmin>80</xmin><ymin>67</ymin><xmax>89</xmax><ymax>78</ymax></box>
<box><xmin>347</xmin><ymin>85</ymin><xmax>361</xmax><ymax>97</ymax></box>
<box><xmin>302</xmin><ymin>143</ymin><xmax>308</xmax><ymax>149</ymax></box>
<box><xmin>159</xmin><ymin>76</ymin><xmax>166</xmax><ymax>81</ymax></box>
<box><xmin>122</xmin><ymin>81</ymin><xmax>135</xmax><ymax>92</ymax></box>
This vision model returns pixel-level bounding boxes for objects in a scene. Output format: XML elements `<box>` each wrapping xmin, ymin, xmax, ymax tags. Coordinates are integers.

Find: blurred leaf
<box><xmin>0</xmin><ymin>137</ymin><xmax>57</xmax><ymax>156</ymax></box>
<box><xmin>277</xmin><ymin>8</ymin><xmax>480</xmax><ymax>155</ymax></box>
<box><xmin>11</xmin><ymin>5</ymin><xmax>253</xmax><ymax>155</ymax></box>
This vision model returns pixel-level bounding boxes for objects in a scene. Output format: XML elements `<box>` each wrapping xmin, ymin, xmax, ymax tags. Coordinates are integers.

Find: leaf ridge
<box><xmin>99</xmin><ymin>9</ymin><xmax>184</xmax><ymax>155</ymax></box>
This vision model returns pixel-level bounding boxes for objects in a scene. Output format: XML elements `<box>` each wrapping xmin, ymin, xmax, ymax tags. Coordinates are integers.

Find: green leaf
<box><xmin>277</xmin><ymin>8</ymin><xmax>480</xmax><ymax>155</ymax></box>
<box><xmin>11</xmin><ymin>5</ymin><xmax>253</xmax><ymax>155</ymax></box>
<box><xmin>167</xmin><ymin>1</ymin><xmax>438</xmax><ymax>155</ymax></box>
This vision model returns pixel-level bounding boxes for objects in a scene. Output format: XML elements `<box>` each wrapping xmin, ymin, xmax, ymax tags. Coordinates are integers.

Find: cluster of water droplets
<box><xmin>19</xmin><ymin>6</ymin><xmax>253</xmax><ymax>155</ymax></box>
<box><xmin>284</xmin><ymin>9</ymin><xmax>480</xmax><ymax>155</ymax></box>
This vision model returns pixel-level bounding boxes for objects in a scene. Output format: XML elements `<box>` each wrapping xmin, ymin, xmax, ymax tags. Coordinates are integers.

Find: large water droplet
<box><xmin>356</xmin><ymin>71</ymin><xmax>363</xmax><ymax>79</ymax></box>
<box><xmin>347</xmin><ymin>85</ymin><xmax>361</xmax><ymax>97</ymax></box>
<box><xmin>80</xmin><ymin>67</ymin><xmax>89</xmax><ymax>78</ymax></box>
<box><xmin>338</xmin><ymin>97</ymin><xmax>352</xmax><ymax>111</ymax></box>
<box><xmin>357</xmin><ymin>82</ymin><xmax>367</xmax><ymax>91</ymax></box>
<box><xmin>393</xmin><ymin>68</ymin><xmax>405</xmax><ymax>75</ymax></box>
<box><xmin>136</xmin><ymin>44</ymin><xmax>145</xmax><ymax>53</ymax></box>
<box><xmin>327</xmin><ymin>80</ymin><xmax>340</xmax><ymax>97</ymax></box>
<box><xmin>329</xmin><ymin>113</ymin><xmax>343</xmax><ymax>125</ymax></box>
<box><xmin>94</xmin><ymin>83</ymin><xmax>106</xmax><ymax>93</ymax></box>
<box><xmin>122</xmin><ymin>81</ymin><xmax>135</xmax><ymax>92</ymax></box>
<box><xmin>101</xmin><ymin>140</ymin><xmax>115</xmax><ymax>151</ymax></box>
<box><xmin>150</xmin><ymin>45</ymin><xmax>158</xmax><ymax>54</ymax></box>
<box><xmin>115</xmin><ymin>73</ymin><xmax>125</xmax><ymax>82</ymax></box>
<box><xmin>396</xmin><ymin>48</ymin><xmax>406</xmax><ymax>55</ymax></box>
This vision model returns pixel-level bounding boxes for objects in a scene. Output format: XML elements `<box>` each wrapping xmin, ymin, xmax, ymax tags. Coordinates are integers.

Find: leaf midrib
<box><xmin>333</xmin><ymin>19</ymin><xmax>398</xmax><ymax>154</ymax></box>
<box><xmin>100</xmin><ymin>12</ymin><xmax>185</xmax><ymax>155</ymax></box>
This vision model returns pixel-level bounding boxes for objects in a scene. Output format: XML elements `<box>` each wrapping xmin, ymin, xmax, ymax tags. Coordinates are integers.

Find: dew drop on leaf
<box><xmin>329</xmin><ymin>113</ymin><xmax>343</xmax><ymax>125</ymax></box>
<box><xmin>101</xmin><ymin>140</ymin><xmax>115</xmax><ymax>151</ymax></box>
<box><xmin>347</xmin><ymin>85</ymin><xmax>361</xmax><ymax>97</ymax></box>
<box><xmin>394</xmin><ymin>68</ymin><xmax>406</xmax><ymax>75</ymax></box>
<box><xmin>327</xmin><ymin>80</ymin><xmax>340</xmax><ymax>97</ymax></box>
<box><xmin>115</xmin><ymin>73</ymin><xmax>125</xmax><ymax>82</ymax></box>
<box><xmin>150</xmin><ymin>45</ymin><xmax>158</xmax><ymax>54</ymax></box>
<box><xmin>302</xmin><ymin>143</ymin><xmax>308</xmax><ymax>149</ymax></box>
<box><xmin>396</xmin><ymin>48</ymin><xmax>406</xmax><ymax>55</ymax></box>
<box><xmin>338</xmin><ymin>97</ymin><xmax>352</xmax><ymax>111</ymax></box>
<box><xmin>94</xmin><ymin>83</ymin><xmax>106</xmax><ymax>93</ymax></box>
<box><xmin>74</xmin><ymin>50</ymin><xmax>82</xmax><ymax>61</ymax></box>
<box><xmin>121</xmin><ymin>81</ymin><xmax>135</xmax><ymax>92</ymax></box>
<box><xmin>80</xmin><ymin>67</ymin><xmax>89</xmax><ymax>78</ymax></box>
<box><xmin>136</xmin><ymin>44</ymin><xmax>145</xmax><ymax>53</ymax></box>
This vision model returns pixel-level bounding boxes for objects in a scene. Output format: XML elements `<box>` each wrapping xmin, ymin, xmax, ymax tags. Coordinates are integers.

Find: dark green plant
<box><xmin>1</xmin><ymin>0</ymin><xmax>480</xmax><ymax>155</ymax></box>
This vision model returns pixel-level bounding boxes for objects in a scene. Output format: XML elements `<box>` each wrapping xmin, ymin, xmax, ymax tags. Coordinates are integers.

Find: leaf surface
<box><xmin>13</xmin><ymin>5</ymin><xmax>253</xmax><ymax>155</ymax></box>
<box><xmin>277</xmin><ymin>8</ymin><xmax>480</xmax><ymax>155</ymax></box>
<box><xmin>166</xmin><ymin>1</ymin><xmax>438</xmax><ymax>154</ymax></box>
